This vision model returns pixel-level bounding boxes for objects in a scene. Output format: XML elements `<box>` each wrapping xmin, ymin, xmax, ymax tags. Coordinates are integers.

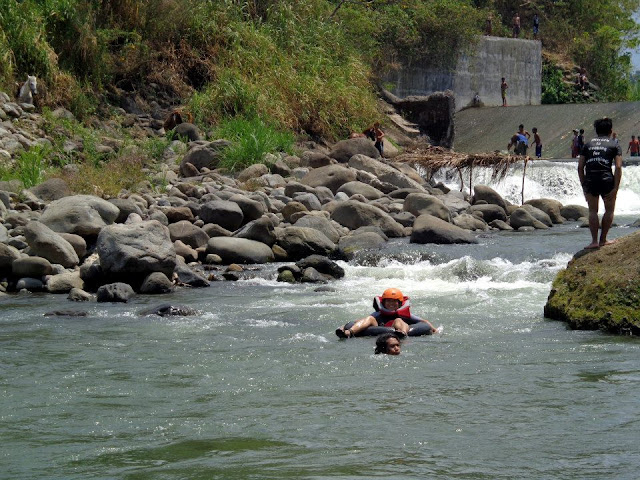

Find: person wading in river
<box><xmin>578</xmin><ymin>117</ymin><xmax>622</xmax><ymax>249</ymax></box>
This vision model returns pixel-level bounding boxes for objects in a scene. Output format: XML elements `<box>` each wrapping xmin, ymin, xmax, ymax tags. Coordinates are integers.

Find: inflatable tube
<box><xmin>342</xmin><ymin>321</ymin><xmax>433</xmax><ymax>337</ymax></box>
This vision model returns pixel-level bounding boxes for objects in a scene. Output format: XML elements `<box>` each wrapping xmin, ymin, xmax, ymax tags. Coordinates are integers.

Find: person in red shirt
<box><xmin>626</xmin><ymin>135</ymin><xmax>639</xmax><ymax>156</ymax></box>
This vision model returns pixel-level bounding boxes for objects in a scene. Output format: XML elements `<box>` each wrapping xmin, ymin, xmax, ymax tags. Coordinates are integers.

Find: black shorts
<box><xmin>584</xmin><ymin>174</ymin><xmax>614</xmax><ymax>197</ymax></box>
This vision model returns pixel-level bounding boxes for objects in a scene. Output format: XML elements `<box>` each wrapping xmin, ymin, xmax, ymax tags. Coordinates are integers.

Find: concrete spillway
<box><xmin>453</xmin><ymin>102</ymin><xmax>640</xmax><ymax>160</ymax></box>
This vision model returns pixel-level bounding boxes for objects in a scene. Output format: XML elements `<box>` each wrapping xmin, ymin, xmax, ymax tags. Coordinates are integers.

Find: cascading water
<box><xmin>433</xmin><ymin>161</ymin><xmax>640</xmax><ymax>214</ymax></box>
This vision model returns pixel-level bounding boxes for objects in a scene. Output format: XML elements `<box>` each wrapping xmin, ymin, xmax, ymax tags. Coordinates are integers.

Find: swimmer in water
<box><xmin>374</xmin><ymin>333</ymin><xmax>402</xmax><ymax>355</ymax></box>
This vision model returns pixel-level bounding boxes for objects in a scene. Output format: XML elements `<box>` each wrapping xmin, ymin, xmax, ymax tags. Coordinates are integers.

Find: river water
<box><xmin>2</xmin><ymin>163</ymin><xmax>640</xmax><ymax>479</ymax></box>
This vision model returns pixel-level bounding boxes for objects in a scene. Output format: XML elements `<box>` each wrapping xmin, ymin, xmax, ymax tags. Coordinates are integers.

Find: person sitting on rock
<box><xmin>335</xmin><ymin>288</ymin><xmax>437</xmax><ymax>338</ymax></box>
<box><xmin>374</xmin><ymin>332</ymin><xmax>402</xmax><ymax>355</ymax></box>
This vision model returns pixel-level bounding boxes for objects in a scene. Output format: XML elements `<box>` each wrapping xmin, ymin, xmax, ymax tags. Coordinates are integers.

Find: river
<box><xmin>1</xmin><ymin>162</ymin><xmax>639</xmax><ymax>479</ymax></box>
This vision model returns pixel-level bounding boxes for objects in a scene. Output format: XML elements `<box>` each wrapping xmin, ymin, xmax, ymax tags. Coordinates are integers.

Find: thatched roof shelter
<box><xmin>395</xmin><ymin>143</ymin><xmax>530</xmax><ymax>203</ymax></box>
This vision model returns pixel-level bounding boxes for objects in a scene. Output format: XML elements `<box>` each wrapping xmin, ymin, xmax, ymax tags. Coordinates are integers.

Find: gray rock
<box><xmin>509</xmin><ymin>208</ymin><xmax>549</xmax><ymax>229</ymax></box>
<box><xmin>233</xmin><ymin>216</ymin><xmax>276</xmax><ymax>246</ymax></box>
<box><xmin>40</xmin><ymin>195</ymin><xmax>119</xmax><ymax>236</ymax></box>
<box><xmin>0</xmin><ymin>223</ymin><xmax>8</xmax><ymax>243</ymax></box>
<box><xmin>473</xmin><ymin>185</ymin><xmax>507</xmax><ymax>210</ymax></box>
<box><xmin>16</xmin><ymin>277</ymin><xmax>45</xmax><ymax>291</ymax></box>
<box><xmin>168</xmin><ymin>220</ymin><xmax>209</xmax><ymax>249</ymax></box>
<box><xmin>403</xmin><ymin>193</ymin><xmax>450</xmax><ymax>222</ymax></box>
<box><xmin>139</xmin><ymin>304</ymin><xmax>199</xmax><ymax>316</ymax></box>
<box><xmin>58</xmin><ymin>233</ymin><xmax>87</xmax><ymax>259</ymax></box>
<box><xmin>174</xmin><ymin>240</ymin><xmax>198</xmax><ymax>262</ymax></box>
<box><xmin>276</xmin><ymin>226</ymin><xmax>336</xmax><ymax>260</ymax></box>
<box><xmin>173</xmin><ymin>123</ymin><xmax>201</xmax><ymax>141</ymax></box>
<box><xmin>67</xmin><ymin>287</ymin><xmax>93</xmax><ymax>301</ymax></box>
<box><xmin>12</xmin><ymin>256</ymin><xmax>53</xmax><ymax>277</ymax></box>
<box><xmin>521</xmin><ymin>204</ymin><xmax>553</xmax><ymax>227</ymax></box>
<box><xmin>173</xmin><ymin>260</ymin><xmax>210</xmax><ymax>287</ymax></box>
<box><xmin>29</xmin><ymin>178</ymin><xmax>72</xmax><ymax>202</ymax></box>
<box><xmin>301</xmin><ymin>164</ymin><xmax>357</xmax><ymax>194</ymax></box>
<box><xmin>301</xmin><ymin>151</ymin><xmax>333</xmax><ymax>168</ymax></box>
<box><xmin>96</xmin><ymin>282</ymin><xmax>135</xmax><ymax>303</ymax></box>
<box><xmin>525</xmin><ymin>198</ymin><xmax>564</xmax><ymax>224</ymax></box>
<box><xmin>467</xmin><ymin>204</ymin><xmax>507</xmax><ymax>223</ymax></box>
<box><xmin>301</xmin><ymin>267</ymin><xmax>328</xmax><ymax>283</ymax></box>
<box><xmin>296</xmin><ymin>255</ymin><xmax>345</xmax><ymax>279</ymax></box>
<box><xmin>207</xmin><ymin>236</ymin><xmax>275</xmax><ymax>264</ymax></box>
<box><xmin>329</xmin><ymin>138</ymin><xmax>380</xmax><ymax>163</ymax></box>
<box><xmin>284</xmin><ymin>181</ymin><xmax>316</xmax><ymax>198</ymax></box>
<box><xmin>282</xmin><ymin>201</ymin><xmax>308</xmax><ymax>222</ymax></box>
<box><xmin>331</xmin><ymin>201</ymin><xmax>405</xmax><ymax>237</ymax></box>
<box><xmin>237</xmin><ymin>163</ymin><xmax>269</xmax><ymax>182</ymax></box>
<box><xmin>23</xmin><ymin>221</ymin><xmax>79</xmax><ymax>267</ymax></box>
<box><xmin>203</xmin><ymin>223</ymin><xmax>232</xmax><ymax>237</ymax></box>
<box><xmin>109</xmin><ymin>198</ymin><xmax>144</xmax><ymax>223</ymax></box>
<box><xmin>46</xmin><ymin>271</ymin><xmax>84</xmax><ymax>293</ymax></box>
<box><xmin>337</xmin><ymin>181</ymin><xmax>383</xmax><ymax>200</ymax></box>
<box><xmin>441</xmin><ymin>192</ymin><xmax>472</xmax><ymax>213</ymax></box>
<box><xmin>199</xmin><ymin>200</ymin><xmax>244</xmax><ymax>231</ymax></box>
<box><xmin>230</xmin><ymin>194</ymin><xmax>265</xmax><ymax>223</ymax></box>
<box><xmin>277</xmin><ymin>269</ymin><xmax>296</xmax><ymax>283</ymax></box>
<box><xmin>96</xmin><ymin>220</ymin><xmax>177</xmax><ymax>276</ymax></box>
<box><xmin>453</xmin><ymin>213</ymin><xmax>489</xmax><ymax>231</ymax></box>
<box><xmin>561</xmin><ymin>204</ymin><xmax>589</xmax><ymax>221</ymax></box>
<box><xmin>338</xmin><ymin>231</ymin><xmax>387</xmax><ymax>258</ymax></box>
<box><xmin>391</xmin><ymin>211</ymin><xmax>415</xmax><ymax>227</ymax></box>
<box><xmin>179</xmin><ymin>145</ymin><xmax>221</xmax><ymax>176</ymax></box>
<box><xmin>0</xmin><ymin>243</ymin><xmax>20</xmax><ymax>272</ymax></box>
<box><xmin>294</xmin><ymin>215</ymin><xmax>341</xmax><ymax>243</ymax></box>
<box><xmin>292</xmin><ymin>192</ymin><xmax>322</xmax><ymax>211</ymax></box>
<box><xmin>488</xmin><ymin>219</ymin><xmax>514</xmax><ymax>231</ymax></box>
<box><xmin>349</xmin><ymin>155</ymin><xmax>424</xmax><ymax>190</ymax></box>
<box><xmin>410</xmin><ymin>214</ymin><xmax>478</xmax><ymax>244</ymax></box>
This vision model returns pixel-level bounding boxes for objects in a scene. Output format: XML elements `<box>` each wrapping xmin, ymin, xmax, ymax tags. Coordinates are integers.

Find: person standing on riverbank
<box><xmin>364</xmin><ymin>122</ymin><xmax>385</xmax><ymax>156</ymax></box>
<box><xmin>512</xmin><ymin>13</ymin><xmax>521</xmax><ymax>38</ymax></box>
<box><xmin>501</xmin><ymin>78</ymin><xmax>508</xmax><ymax>106</ymax></box>
<box><xmin>533</xmin><ymin>13</ymin><xmax>540</xmax><ymax>40</ymax></box>
<box><xmin>578</xmin><ymin>117</ymin><xmax>622</xmax><ymax>249</ymax></box>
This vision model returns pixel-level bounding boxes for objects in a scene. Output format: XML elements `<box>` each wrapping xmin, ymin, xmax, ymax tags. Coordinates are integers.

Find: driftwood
<box><xmin>395</xmin><ymin>143</ymin><xmax>530</xmax><ymax>204</ymax></box>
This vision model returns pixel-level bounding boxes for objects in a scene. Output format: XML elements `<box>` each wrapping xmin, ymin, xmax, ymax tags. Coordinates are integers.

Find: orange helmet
<box><xmin>381</xmin><ymin>288</ymin><xmax>403</xmax><ymax>301</ymax></box>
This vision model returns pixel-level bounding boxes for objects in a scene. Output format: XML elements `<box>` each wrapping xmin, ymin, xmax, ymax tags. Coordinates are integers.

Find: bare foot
<box><xmin>584</xmin><ymin>242</ymin><xmax>600</xmax><ymax>250</ymax></box>
<box><xmin>599</xmin><ymin>239</ymin><xmax>617</xmax><ymax>247</ymax></box>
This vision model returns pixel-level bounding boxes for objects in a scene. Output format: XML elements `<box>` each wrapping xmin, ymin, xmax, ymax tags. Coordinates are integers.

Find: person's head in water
<box><xmin>380</xmin><ymin>288</ymin><xmax>403</xmax><ymax>311</ymax></box>
<box><xmin>594</xmin><ymin>117</ymin><xmax>613</xmax><ymax>136</ymax></box>
<box><xmin>375</xmin><ymin>333</ymin><xmax>402</xmax><ymax>355</ymax></box>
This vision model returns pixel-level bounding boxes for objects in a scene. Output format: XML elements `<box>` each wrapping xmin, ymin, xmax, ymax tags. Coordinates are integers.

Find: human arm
<box><xmin>410</xmin><ymin>314</ymin><xmax>439</xmax><ymax>333</ymax></box>
<box><xmin>613</xmin><ymin>154</ymin><xmax>622</xmax><ymax>191</ymax></box>
<box><xmin>578</xmin><ymin>155</ymin><xmax>586</xmax><ymax>188</ymax></box>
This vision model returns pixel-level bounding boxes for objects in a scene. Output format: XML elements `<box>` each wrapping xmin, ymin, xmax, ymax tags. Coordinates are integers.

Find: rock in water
<box><xmin>544</xmin><ymin>231</ymin><xmax>640</xmax><ymax>335</ymax></box>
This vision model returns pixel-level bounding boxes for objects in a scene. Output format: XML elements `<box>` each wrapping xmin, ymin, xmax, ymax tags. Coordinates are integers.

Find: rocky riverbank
<box><xmin>1</xmin><ymin>90</ymin><xmax>593</xmax><ymax>303</ymax></box>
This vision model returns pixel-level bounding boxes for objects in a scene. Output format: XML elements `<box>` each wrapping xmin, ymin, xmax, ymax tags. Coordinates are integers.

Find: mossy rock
<box><xmin>544</xmin><ymin>231</ymin><xmax>640</xmax><ymax>335</ymax></box>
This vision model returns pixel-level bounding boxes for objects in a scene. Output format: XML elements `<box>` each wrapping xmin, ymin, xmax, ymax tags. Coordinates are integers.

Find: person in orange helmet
<box><xmin>335</xmin><ymin>288</ymin><xmax>437</xmax><ymax>338</ymax></box>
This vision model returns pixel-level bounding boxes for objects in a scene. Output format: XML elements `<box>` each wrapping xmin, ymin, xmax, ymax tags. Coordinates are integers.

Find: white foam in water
<box><xmin>433</xmin><ymin>163</ymin><xmax>640</xmax><ymax>215</ymax></box>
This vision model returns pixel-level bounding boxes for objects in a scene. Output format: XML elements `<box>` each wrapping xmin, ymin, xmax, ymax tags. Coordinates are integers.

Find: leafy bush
<box><xmin>214</xmin><ymin>116</ymin><xmax>295</xmax><ymax>171</ymax></box>
<box><xmin>541</xmin><ymin>63</ymin><xmax>572</xmax><ymax>104</ymax></box>
<box><xmin>15</xmin><ymin>145</ymin><xmax>49</xmax><ymax>188</ymax></box>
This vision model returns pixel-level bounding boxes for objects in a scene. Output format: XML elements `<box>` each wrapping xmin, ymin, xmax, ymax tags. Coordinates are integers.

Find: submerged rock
<box><xmin>544</xmin><ymin>231</ymin><xmax>640</xmax><ymax>335</ymax></box>
<box><xmin>139</xmin><ymin>304</ymin><xmax>199</xmax><ymax>316</ymax></box>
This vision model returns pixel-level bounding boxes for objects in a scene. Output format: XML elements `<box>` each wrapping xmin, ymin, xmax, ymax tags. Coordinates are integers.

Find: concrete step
<box><xmin>387</xmin><ymin>113</ymin><xmax>420</xmax><ymax>135</ymax></box>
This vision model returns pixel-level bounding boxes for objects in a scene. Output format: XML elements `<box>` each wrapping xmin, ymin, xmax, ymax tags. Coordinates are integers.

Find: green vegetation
<box><xmin>1</xmin><ymin>0</ymin><xmax>639</xmax><ymax>193</ymax></box>
<box><xmin>214</xmin><ymin>116</ymin><xmax>295</xmax><ymax>171</ymax></box>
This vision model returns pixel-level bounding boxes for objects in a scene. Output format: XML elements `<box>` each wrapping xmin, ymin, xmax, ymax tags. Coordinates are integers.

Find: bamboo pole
<box><xmin>521</xmin><ymin>157</ymin><xmax>529</xmax><ymax>205</ymax></box>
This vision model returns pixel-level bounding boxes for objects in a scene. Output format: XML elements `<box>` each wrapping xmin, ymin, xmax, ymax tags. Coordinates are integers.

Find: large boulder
<box><xmin>410</xmin><ymin>214</ymin><xmax>478</xmax><ymax>244</ymax></box>
<box><xmin>109</xmin><ymin>198</ymin><xmax>144</xmax><ymax>223</ymax></box>
<box><xmin>403</xmin><ymin>193</ymin><xmax>450</xmax><ymax>222</ymax></box>
<box><xmin>199</xmin><ymin>200</ymin><xmax>244</xmax><ymax>231</ymax></box>
<box><xmin>561</xmin><ymin>204</ymin><xmax>589</xmax><ymax>221</ymax></box>
<box><xmin>329</xmin><ymin>137</ymin><xmax>380</xmax><ymax>163</ymax></box>
<box><xmin>96</xmin><ymin>220</ymin><xmax>177</xmax><ymax>277</ymax></box>
<box><xmin>46</xmin><ymin>271</ymin><xmax>84</xmax><ymax>293</ymax></box>
<box><xmin>0</xmin><ymin>243</ymin><xmax>21</xmax><ymax>272</ymax></box>
<box><xmin>467</xmin><ymin>204</ymin><xmax>507</xmax><ymax>223</ymax></box>
<box><xmin>97</xmin><ymin>282</ymin><xmax>135</xmax><ymax>303</ymax></box>
<box><xmin>230</xmin><ymin>194</ymin><xmax>265</xmax><ymax>223</ymax></box>
<box><xmin>337</xmin><ymin>181</ymin><xmax>383</xmax><ymax>200</ymax></box>
<box><xmin>521</xmin><ymin>204</ymin><xmax>553</xmax><ymax>227</ymax></box>
<box><xmin>276</xmin><ymin>226</ymin><xmax>336</xmax><ymax>260</ymax></box>
<box><xmin>179</xmin><ymin>143</ymin><xmax>224</xmax><ymax>176</ymax></box>
<box><xmin>207</xmin><ymin>237</ymin><xmax>275</xmax><ymax>264</ymax></box>
<box><xmin>330</xmin><ymin>201</ymin><xmax>405</xmax><ymax>237</ymax></box>
<box><xmin>12</xmin><ymin>256</ymin><xmax>54</xmax><ymax>277</ymax></box>
<box><xmin>301</xmin><ymin>164</ymin><xmax>357</xmax><ymax>194</ymax></box>
<box><xmin>29</xmin><ymin>178</ymin><xmax>72</xmax><ymax>202</ymax></box>
<box><xmin>453</xmin><ymin>214</ymin><xmax>489</xmax><ymax>231</ymax></box>
<box><xmin>40</xmin><ymin>195</ymin><xmax>119</xmax><ymax>236</ymax></box>
<box><xmin>23</xmin><ymin>221</ymin><xmax>79</xmax><ymax>268</ymax></box>
<box><xmin>233</xmin><ymin>216</ymin><xmax>276</xmax><ymax>246</ymax></box>
<box><xmin>140</xmin><ymin>272</ymin><xmax>173</xmax><ymax>294</ymax></box>
<box><xmin>338</xmin><ymin>231</ymin><xmax>387</xmax><ymax>258</ymax></box>
<box><xmin>296</xmin><ymin>255</ymin><xmax>345</xmax><ymax>280</ymax></box>
<box><xmin>473</xmin><ymin>185</ymin><xmax>507</xmax><ymax>210</ymax></box>
<box><xmin>525</xmin><ymin>198</ymin><xmax>564</xmax><ymax>224</ymax></box>
<box><xmin>544</xmin><ymin>231</ymin><xmax>640</xmax><ymax>334</ymax></box>
<box><xmin>294</xmin><ymin>215</ymin><xmax>341</xmax><ymax>243</ymax></box>
<box><xmin>348</xmin><ymin>155</ymin><xmax>424</xmax><ymax>190</ymax></box>
<box><xmin>168</xmin><ymin>220</ymin><xmax>210</xmax><ymax>249</ymax></box>
<box><xmin>509</xmin><ymin>208</ymin><xmax>549</xmax><ymax>229</ymax></box>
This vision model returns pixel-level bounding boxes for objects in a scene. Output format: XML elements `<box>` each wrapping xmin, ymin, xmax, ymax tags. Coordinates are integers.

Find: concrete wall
<box><xmin>384</xmin><ymin>36</ymin><xmax>541</xmax><ymax>111</ymax></box>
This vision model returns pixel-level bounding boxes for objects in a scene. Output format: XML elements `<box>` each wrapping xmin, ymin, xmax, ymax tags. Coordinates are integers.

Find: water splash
<box><xmin>434</xmin><ymin>163</ymin><xmax>640</xmax><ymax>214</ymax></box>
